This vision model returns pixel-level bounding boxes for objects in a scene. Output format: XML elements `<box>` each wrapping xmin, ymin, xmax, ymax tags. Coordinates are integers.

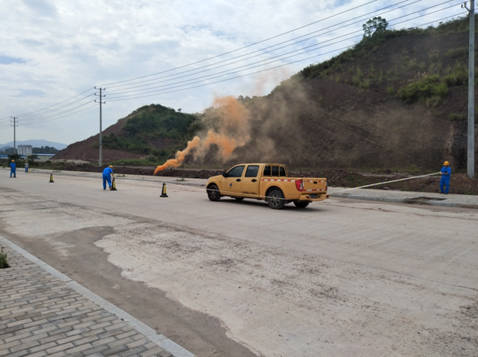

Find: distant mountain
<box><xmin>0</xmin><ymin>140</ymin><xmax>67</xmax><ymax>150</ymax></box>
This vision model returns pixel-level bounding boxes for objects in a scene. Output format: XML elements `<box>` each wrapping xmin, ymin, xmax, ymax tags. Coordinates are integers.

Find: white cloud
<box><xmin>0</xmin><ymin>0</ymin><xmax>465</xmax><ymax>145</ymax></box>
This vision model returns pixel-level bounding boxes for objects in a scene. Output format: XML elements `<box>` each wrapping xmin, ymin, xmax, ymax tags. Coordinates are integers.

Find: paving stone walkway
<box><xmin>0</xmin><ymin>245</ymin><xmax>176</xmax><ymax>357</ymax></box>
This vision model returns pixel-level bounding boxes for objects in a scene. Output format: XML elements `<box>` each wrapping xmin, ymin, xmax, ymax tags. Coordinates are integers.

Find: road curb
<box><xmin>0</xmin><ymin>235</ymin><xmax>195</xmax><ymax>357</ymax></box>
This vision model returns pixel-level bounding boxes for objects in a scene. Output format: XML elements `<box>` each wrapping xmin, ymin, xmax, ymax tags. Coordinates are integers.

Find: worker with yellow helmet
<box><xmin>440</xmin><ymin>161</ymin><xmax>451</xmax><ymax>194</ymax></box>
<box><xmin>102</xmin><ymin>165</ymin><xmax>114</xmax><ymax>190</ymax></box>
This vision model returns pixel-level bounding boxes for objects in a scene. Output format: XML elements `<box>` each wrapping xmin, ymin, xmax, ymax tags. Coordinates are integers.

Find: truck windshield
<box><xmin>226</xmin><ymin>166</ymin><xmax>244</xmax><ymax>177</ymax></box>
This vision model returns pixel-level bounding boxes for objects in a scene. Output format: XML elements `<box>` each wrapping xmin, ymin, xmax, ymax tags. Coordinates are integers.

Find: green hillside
<box><xmin>103</xmin><ymin>105</ymin><xmax>200</xmax><ymax>163</ymax></box>
<box><xmin>300</xmin><ymin>17</ymin><xmax>469</xmax><ymax>108</ymax></box>
<box><xmin>55</xmin><ymin>104</ymin><xmax>201</xmax><ymax>164</ymax></box>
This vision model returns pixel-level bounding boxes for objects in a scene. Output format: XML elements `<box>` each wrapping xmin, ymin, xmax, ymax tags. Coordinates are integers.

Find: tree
<box><xmin>362</xmin><ymin>17</ymin><xmax>388</xmax><ymax>38</ymax></box>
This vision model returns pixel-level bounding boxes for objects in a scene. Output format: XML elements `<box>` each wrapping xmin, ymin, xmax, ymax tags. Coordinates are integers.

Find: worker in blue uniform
<box><xmin>102</xmin><ymin>165</ymin><xmax>114</xmax><ymax>190</ymax></box>
<box><xmin>440</xmin><ymin>161</ymin><xmax>451</xmax><ymax>194</ymax></box>
<box><xmin>9</xmin><ymin>160</ymin><xmax>16</xmax><ymax>178</ymax></box>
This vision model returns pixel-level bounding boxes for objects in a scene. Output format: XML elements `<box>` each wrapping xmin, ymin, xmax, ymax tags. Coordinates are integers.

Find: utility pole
<box><xmin>10</xmin><ymin>116</ymin><xmax>18</xmax><ymax>154</ymax></box>
<box><xmin>464</xmin><ymin>0</ymin><xmax>475</xmax><ymax>178</ymax></box>
<box><xmin>94</xmin><ymin>87</ymin><xmax>106</xmax><ymax>167</ymax></box>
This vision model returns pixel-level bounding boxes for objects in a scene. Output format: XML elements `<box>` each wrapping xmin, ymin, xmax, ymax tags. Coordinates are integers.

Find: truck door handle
<box><xmin>236</xmin><ymin>179</ymin><xmax>241</xmax><ymax>182</ymax></box>
<box><xmin>251</xmin><ymin>179</ymin><xmax>257</xmax><ymax>182</ymax></box>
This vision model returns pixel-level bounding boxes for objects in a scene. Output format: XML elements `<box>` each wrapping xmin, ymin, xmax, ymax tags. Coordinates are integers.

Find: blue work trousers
<box><xmin>103</xmin><ymin>174</ymin><xmax>112</xmax><ymax>190</ymax></box>
<box><xmin>10</xmin><ymin>170</ymin><xmax>16</xmax><ymax>178</ymax></box>
<box><xmin>440</xmin><ymin>178</ymin><xmax>449</xmax><ymax>194</ymax></box>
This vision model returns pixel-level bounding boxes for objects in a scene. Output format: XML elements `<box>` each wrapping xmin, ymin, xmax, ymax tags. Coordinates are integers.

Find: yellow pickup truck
<box><xmin>206</xmin><ymin>163</ymin><xmax>328</xmax><ymax>209</ymax></box>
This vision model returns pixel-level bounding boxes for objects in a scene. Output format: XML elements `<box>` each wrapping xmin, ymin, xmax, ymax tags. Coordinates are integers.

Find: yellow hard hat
<box><xmin>11</xmin><ymin>159</ymin><xmax>14</xmax><ymax>162</ymax></box>
<box><xmin>443</xmin><ymin>161</ymin><xmax>449</xmax><ymax>166</ymax></box>
<box><xmin>109</xmin><ymin>165</ymin><xmax>113</xmax><ymax>168</ymax></box>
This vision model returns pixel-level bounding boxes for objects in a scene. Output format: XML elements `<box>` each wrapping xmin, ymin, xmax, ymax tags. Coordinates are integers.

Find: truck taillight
<box><xmin>295</xmin><ymin>179</ymin><xmax>304</xmax><ymax>191</ymax></box>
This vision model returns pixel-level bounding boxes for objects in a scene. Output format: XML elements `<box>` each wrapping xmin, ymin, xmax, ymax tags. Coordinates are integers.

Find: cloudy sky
<box><xmin>0</xmin><ymin>0</ymin><xmax>465</xmax><ymax>146</ymax></box>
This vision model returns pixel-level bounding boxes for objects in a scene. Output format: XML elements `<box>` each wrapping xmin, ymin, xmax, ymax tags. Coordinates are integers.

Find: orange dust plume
<box><xmin>201</xmin><ymin>130</ymin><xmax>237</xmax><ymax>159</ymax></box>
<box><xmin>153</xmin><ymin>136</ymin><xmax>200</xmax><ymax>175</ymax></box>
<box><xmin>212</xmin><ymin>96</ymin><xmax>250</xmax><ymax>132</ymax></box>
<box><xmin>154</xmin><ymin>96</ymin><xmax>251</xmax><ymax>174</ymax></box>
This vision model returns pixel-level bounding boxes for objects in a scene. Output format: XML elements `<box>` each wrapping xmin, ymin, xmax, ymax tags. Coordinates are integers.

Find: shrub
<box><xmin>444</xmin><ymin>65</ymin><xmax>467</xmax><ymax>86</ymax></box>
<box><xmin>446</xmin><ymin>47</ymin><xmax>467</xmax><ymax>59</ymax></box>
<box><xmin>397</xmin><ymin>75</ymin><xmax>448</xmax><ymax>106</ymax></box>
<box><xmin>449</xmin><ymin>113</ymin><xmax>467</xmax><ymax>121</ymax></box>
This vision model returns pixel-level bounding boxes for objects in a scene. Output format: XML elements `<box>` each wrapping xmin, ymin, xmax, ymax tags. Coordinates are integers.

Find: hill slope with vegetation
<box><xmin>229</xmin><ymin>16</ymin><xmax>476</xmax><ymax>171</ymax></box>
<box><xmin>57</xmin><ymin>16</ymin><xmax>476</xmax><ymax>173</ymax></box>
<box><xmin>55</xmin><ymin>104</ymin><xmax>200</xmax><ymax>164</ymax></box>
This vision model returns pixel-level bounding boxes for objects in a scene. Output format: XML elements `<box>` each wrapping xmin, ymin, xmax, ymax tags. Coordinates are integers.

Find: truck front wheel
<box><xmin>207</xmin><ymin>184</ymin><xmax>221</xmax><ymax>201</ymax></box>
<box><xmin>267</xmin><ymin>188</ymin><xmax>285</xmax><ymax>209</ymax></box>
<box><xmin>294</xmin><ymin>201</ymin><xmax>310</xmax><ymax>209</ymax></box>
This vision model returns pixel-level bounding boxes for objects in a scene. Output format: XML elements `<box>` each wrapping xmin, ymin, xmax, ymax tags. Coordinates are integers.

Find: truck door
<box><xmin>240</xmin><ymin>165</ymin><xmax>260</xmax><ymax>196</ymax></box>
<box><xmin>221</xmin><ymin>165</ymin><xmax>245</xmax><ymax>196</ymax></box>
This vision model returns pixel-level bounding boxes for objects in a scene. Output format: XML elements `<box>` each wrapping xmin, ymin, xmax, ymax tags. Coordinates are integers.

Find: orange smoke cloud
<box><xmin>153</xmin><ymin>136</ymin><xmax>200</xmax><ymax>174</ymax></box>
<box><xmin>212</xmin><ymin>96</ymin><xmax>250</xmax><ymax>132</ymax></box>
<box><xmin>202</xmin><ymin>130</ymin><xmax>236</xmax><ymax>159</ymax></box>
<box><xmin>153</xmin><ymin>96</ymin><xmax>252</xmax><ymax>175</ymax></box>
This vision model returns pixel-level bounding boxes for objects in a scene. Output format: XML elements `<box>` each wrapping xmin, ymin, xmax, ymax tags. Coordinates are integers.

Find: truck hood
<box><xmin>208</xmin><ymin>175</ymin><xmax>223</xmax><ymax>183</ymax></box>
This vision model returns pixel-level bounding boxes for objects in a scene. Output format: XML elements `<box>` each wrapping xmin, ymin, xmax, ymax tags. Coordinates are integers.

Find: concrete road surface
<box><xmin>0</xmin><ymin>170</ymin><xmax>477</xmax><ymax>356</ymax></box>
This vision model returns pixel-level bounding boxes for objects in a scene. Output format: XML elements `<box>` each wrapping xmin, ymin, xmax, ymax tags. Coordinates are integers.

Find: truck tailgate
<box><xmin>302</xmin><ymin>177</ymin><xmax>327</xmax><ymax>193</ymax></box>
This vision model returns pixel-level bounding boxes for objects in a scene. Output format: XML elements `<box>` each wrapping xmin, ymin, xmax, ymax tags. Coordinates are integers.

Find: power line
<box><xmin>14</xmin><ymin>88</ymin><xmax>93</xmax><ymax>118</ymax></box>
<box><xmin>19</xmin><ymin>100</ymin><xmax>96</xmax><ymax>125</ymax></box>
<box><xmin>107</xmin><ymin>8</ymin><xmax>463</xmax><ymax>102</ymax></box>
<box><xmin>106</xmin><ymin>34</ymin><xmax>363</xmax><ymax>100</ymax></box>
<box><xmin>0</xmin><ymin>91</ymin><xmax>95</xmax><ymax>126</ymax></box>
<box><xmin>20</xmin><ymin>94</ymin><xmax>95</xmax><ymax>121</ymax></box>
<box><xmin>106</xmin><ymin>47</ymin><xmax>351</xmax><ymax>102</ymax></box>
<box><xmin>0</xmin><ymin>1</ymin><xmax>465</xmax><ymax>131</ymax></box>
<box><xmin>107</xmin><ymin>0</ymin><xmax>425</xmax><ymax>94</ymax></box>
<box><xmin>107</xmin><ymin>0</ymin><xmax>421</xmax><ymax>92</ymax></box>
<box><xmin>100</xmin><ymin>0</ymin><xmax>385</xmax><ymax>87</ymax></box>
<box><xmin>29</xmin><ymin>104</ymin><xmax>96</xmax><ymax>126</ymax></box>
<box><xmin>106</xmin><ymin>12</ymin><xmax>464</xmax><ymax>103</ymax></box>
<box><xmin>106</xmin><ymin>0</ymin><xmax>461</xmax><ymax>100</ymax></box>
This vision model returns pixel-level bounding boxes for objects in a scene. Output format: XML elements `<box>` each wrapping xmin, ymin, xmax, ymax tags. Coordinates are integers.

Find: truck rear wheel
<box><xmin>267</xmin><ymin>188</ymin><xmax>285</xmax><ymax>209</ymax></box>
<box><xmin>294</xmin><ymin>201</ymin><xmax>310</xmax><ymax>209</ymax></box>
<box><xmin>207</xmin><ymin>184</ymin><xmax>221</xmax><ymax>201</ymax></box>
